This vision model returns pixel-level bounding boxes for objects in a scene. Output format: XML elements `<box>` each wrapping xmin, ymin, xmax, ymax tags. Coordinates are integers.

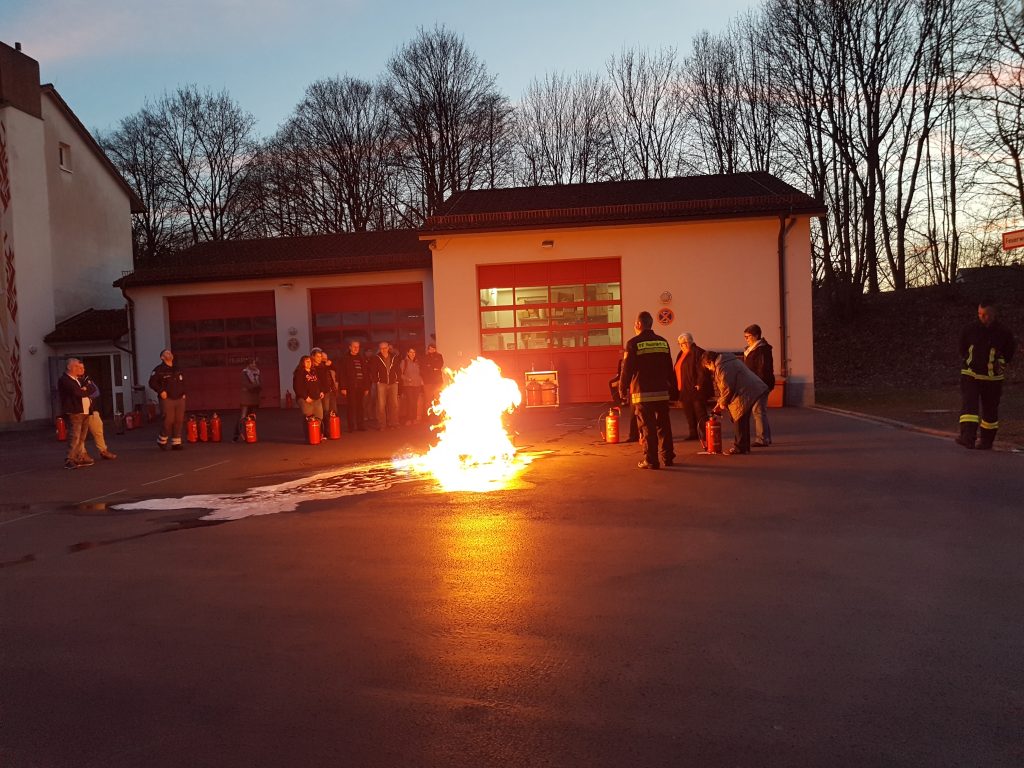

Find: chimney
<box><xmin>15</xmin><ymin>42</ymin><xmax>21</xmax><ymax>51</ymax></box>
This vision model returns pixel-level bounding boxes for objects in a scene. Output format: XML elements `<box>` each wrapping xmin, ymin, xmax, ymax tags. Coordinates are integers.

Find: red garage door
<box><xmin>477</xmin><ymin>258</ymin><xmax>622</xmax><ymax>403</ymax></box>
<box><xmin>168</xmin><ymin>292</ymin><xmax>280</xmax><ymax>412</ymax></box>
<box><xmin>310</xmin><ymin>283</ymin><xmax>425</xmax><ymax>359</ymax></box>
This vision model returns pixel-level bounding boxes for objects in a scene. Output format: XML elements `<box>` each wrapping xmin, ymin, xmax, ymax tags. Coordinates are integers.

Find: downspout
<box><xmin>118</xmin><ymin>282</ymin><xmax>139</xmax><ymax>389</ymax></box>
<box><xmin>777</xmin><ymin>212</ymin><xmax>797</xmax><ymax>386</ymax></box>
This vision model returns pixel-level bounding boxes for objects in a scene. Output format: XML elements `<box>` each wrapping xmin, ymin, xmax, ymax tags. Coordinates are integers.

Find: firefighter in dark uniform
<box><xmin>619</xmin><ymin>311</ymin><xmax>678</xmax><ymax>469</ymax></box>
<box><xmin>957</xmin><ymin>300</ymin><xmax>1015</xmax><ymax>450</ymax></box>
<box><xmin>149</xmin><ymin>348</ymin><xmax>187</xmax><ymax>450</ymax></box>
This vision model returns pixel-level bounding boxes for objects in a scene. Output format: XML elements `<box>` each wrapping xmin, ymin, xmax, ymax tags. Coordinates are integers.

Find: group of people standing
<box><xmin>617</xmin><ymin>312</ymin><xmax>777</xmax><ymax>469</ymax></box>
<box><xmin>292</xmin><ymin>341</ymin><xmax>445</xmax><ymax>434</ymax></box>
<box><xmin>57</xmin><ymin>358</ymin><xmax>118</xmax><ymax>468</ymax></box>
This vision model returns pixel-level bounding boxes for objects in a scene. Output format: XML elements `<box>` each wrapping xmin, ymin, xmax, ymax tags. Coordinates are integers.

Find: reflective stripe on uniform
<box><xmin>960</xmin><ymin>368</ymin><xmax>1005</xmax><ymax>381</ymax></box>
<box><xmin>959</xmin><ymin>414</ymin><xmax>980</xmax><ymax>424</ymax></box>
<box><xmin>636</xmin><ymin>340</ymin><xmax>670</xmax><ymax>355</ymax></box>
<box><xmin>631</xmin><ymin>391</ymin><xmax>669</xmax><ymax>404</ymax></box>
<box><xmin>980</xmin><ymin>420</ymin><xmax>999</xmax><ymax>430</ymax></box>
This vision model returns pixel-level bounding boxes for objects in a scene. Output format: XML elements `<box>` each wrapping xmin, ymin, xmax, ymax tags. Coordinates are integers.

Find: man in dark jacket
<box><xmin>148</xmin><ymin>348</ymin><xmax>186</xmax><ymax>450</ymax></box>
<box><xmin>58</xmin><ymin>358</ymin><xmax>93</xmax><ymax>468</ymax></box>
<box><xmin>619</xmin><ymin>311</ymin><xmax>678</xmax><ymax>469</ymax></box>
<box><xmin>339</xmin><ymin>340</ymin><xmax>369</xmax><ymax>432</ymax></box>
<box><xmin>421</xmin><ymin>343</ymin><xmax>445</xmax><ymax>412</ymax></box>
<box><xmin>674</xmin><ymin>332</ymin><xmax>712</xmax><ymax>441</ymax></box>
<box><xmin>742</xmin><ymin>324</ymin><xmax>776</xmax><ymax>447</ymax></box>
<box><xmin>957</xmin><ymin>300</ymin><xmax>1016</xmax><ymax>450</ymax></box>
<box><xmin>370</xmin><ymin>341</ymin><xmax>401</xmax><ymax>429</ymax></box>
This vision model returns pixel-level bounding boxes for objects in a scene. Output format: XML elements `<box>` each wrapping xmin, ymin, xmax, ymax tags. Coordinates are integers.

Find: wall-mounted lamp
<box><xmin>279</xmin><ymin>282</ymin><xmax>294</xmax><ymax>289</ymax></box>
<box><xmin>541</xmin><ymin>240</ymin><xmax>554</xmax><ymax>249</ymax></box>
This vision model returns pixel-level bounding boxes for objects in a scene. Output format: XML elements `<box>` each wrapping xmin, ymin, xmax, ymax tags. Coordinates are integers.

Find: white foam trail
<box><xmin>114</xmin><ymin>461</ymin><xmax>414</xmax><ymax>521</ymax></box>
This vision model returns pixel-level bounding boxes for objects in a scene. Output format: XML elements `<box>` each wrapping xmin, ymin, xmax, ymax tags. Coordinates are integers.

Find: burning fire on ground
<box><xmin>402</xmin><ymin>357</ymin><xmax>531</xmax><ymax>492</ymax></box>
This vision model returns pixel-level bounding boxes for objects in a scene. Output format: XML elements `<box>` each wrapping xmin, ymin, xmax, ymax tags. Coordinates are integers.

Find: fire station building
<box><xmin>118</xmin><ymin>172</ymin><xmax>823</xmax><ymax>411</ymax></box>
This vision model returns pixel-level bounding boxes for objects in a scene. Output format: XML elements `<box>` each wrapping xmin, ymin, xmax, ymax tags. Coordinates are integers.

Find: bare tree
<box><xmin>98</xmin><ymin>110</ymin><xmax>189</xmax><ymax>263</ymax></box>
<box><xmin>970</xmin><ymin>0</ymin><xmax>1024</xmax><ymax>225</ymax></box>
<box><xmin>684</xmin><ymin>31</ymin><xmax>740</xmax><ymax>175</ymax></box>
<box><xmin>383</xmin><ymin>26</ymin><xmax>512</xmax><ymax>222</ymax></box>
<box><xmin>607</xmin><ymin>47</ymin><xmax>690</xmax><ymax>179</ymax></box>
<box><xmin>148</xmin><ymin>86</ymin><xmax>261</xmax><ymax>244</ymax></box>
<box><xmin>254</xmin><ymin>77</ymin><xmax>399</xmax><ymax>235</ymax></box>
<box><xmin>515</xmin><ymin>71</ymin><xmax>617</xmax><ymax>185</ymax></box>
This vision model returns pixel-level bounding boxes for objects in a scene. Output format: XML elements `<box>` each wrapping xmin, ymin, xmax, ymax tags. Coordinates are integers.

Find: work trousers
<box><xmin>960</xmin><ymin>376</ymin><xmax>1002</xmax><ymax>447</ymax></box>
<box><xmin>636</xmin><ymin>400</ymin><xmax>674</xmax><ymax>466</ymax></box>
<box><xmin>66</xmin><ymin>413</ymin><xmax>90</xmax><ymax>462</ymax></box>
<box><xmin>159</xmin><ymin>397</ymin><xmax>186</xmax><ymax>447</ymax></box>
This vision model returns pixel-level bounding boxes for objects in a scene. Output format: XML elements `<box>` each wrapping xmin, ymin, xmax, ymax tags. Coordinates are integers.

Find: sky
<box><xmin>2</xmin><ymin>0</ymin><xmax>758</xmax><ymax>138</ymax></box>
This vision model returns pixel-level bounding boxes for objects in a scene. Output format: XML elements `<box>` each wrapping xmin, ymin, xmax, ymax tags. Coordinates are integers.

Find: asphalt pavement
<box><xmin>1</xmin><ymin>406</ymin><xmax>1022</xmax><ymax>767</ymax></box>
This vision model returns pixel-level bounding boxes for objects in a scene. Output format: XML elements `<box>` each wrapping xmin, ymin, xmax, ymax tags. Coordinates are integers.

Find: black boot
<box><xmin>955</xmin><ymin>422</ymin><xmax>977</xmax><ymax>449</ymax></box>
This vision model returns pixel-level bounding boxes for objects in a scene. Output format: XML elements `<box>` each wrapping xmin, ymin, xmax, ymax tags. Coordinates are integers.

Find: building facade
<box><xmin>423</xmin><ymin>174</ymin><xmax>823</xmax><ymax>405</ymax></box>
<box><xmin>0</xmin><ymin>41</ymin><xmax>142</xmax><ymax>425</ymax></box>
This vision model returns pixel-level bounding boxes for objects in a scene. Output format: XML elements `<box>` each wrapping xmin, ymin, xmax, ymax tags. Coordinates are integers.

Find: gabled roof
<box><xmin>421</xmin><ymin>172</ymin><xmax>825</xmax><ymax>235</ymax></box>
<box><xmin>115</xmin><ymin>229</ymin><xmax>431</xmax><ymax>289</ymax></box>
<box><xmin>44</xmin><ymin>308</ymin><xmax>128</xmax><ymax>345</ymax></box>
<box><xmin>41</xmin><ymin>85</ymin><xmax>145</xmax><ymax>213</ymax></box>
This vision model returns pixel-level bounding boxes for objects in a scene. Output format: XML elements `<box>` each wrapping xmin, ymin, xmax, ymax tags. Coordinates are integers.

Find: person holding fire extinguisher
<box><xmin>293</xmin><ymin>355</ymin><xmax>325</xmax><ymax>428</ymax></box>
<box><xmin>702</xmin><ymin>350</ymin><xmax>768</xmax><ymax>455</ymax></box>
<box><xmin>235</xmin><ymin>358</ymin><xmax>262</xmax><ymax>442</ymax></box>
<box><xmin>149</xmin><ymin>349</ymin><xmax>186</xmax><ymax>451</ymax></box>
<box><xmin>618</xmin><ymin>311</ymin><xmax>678</xmax><ymax>469</ymax></box>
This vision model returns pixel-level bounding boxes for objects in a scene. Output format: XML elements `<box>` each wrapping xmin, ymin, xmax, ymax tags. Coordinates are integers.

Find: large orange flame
<box><xmin>409</xmin><ymin>357</ymin><xmax>531</xmax><ymax>491</ymax></box>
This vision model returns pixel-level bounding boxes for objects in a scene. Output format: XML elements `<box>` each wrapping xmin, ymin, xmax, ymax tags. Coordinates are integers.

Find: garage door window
<box><xmin>478</xmin><ymin>275</ymin><xmax>621</xmax><ymax>351</ymax></box>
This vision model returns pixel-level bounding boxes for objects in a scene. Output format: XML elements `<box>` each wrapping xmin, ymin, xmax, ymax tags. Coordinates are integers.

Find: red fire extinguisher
<box><xmin>327</xmin><ymin>411</ymin><xmax>341</xmax><ymax>440</ymax></box>
<box><xmin>210</xmin><ymin>413</ymin><xmax>222</xmax><ymax>442</ymax></box>
<box><xmin>306</xmin><ymin>416</ymin><xmax>322</xmax><ymax>445</ymax></box>
<box><xmin>705</xmin><ymin>413</ymin><xmax>722</xmax><ymax>455</ymax></box>
<box><xmin>198</xmin><ymin>415</ymin><xmax>209</xmax><ymax>442</ymax></box>
<box><xmin>187</xmin><ymin>415</ymin><xmax>199</xmax><ymax>443</ymax></box>
<box><xmin>55</xmin><ymin>416</ymin><xmax>68</xmax><ymax>441</ymax></box>
<box><xmin>124</xmin><ymin>411</ymin><xmax>135</xmax><ymax>430</ymax></box>
<box><xmin>244</xmin><ymin>414</ymin><xmax>258</xmax><ymax>443</ymax></box>
<box><xmin>604</xmin><ymin>407</ymin><xmax>620</xmax><ymax>444</ymax></box>
<box><xmin>285</xmin><ymin>390</ymin><xmax>293</xmax><ymax>409</ymax></box>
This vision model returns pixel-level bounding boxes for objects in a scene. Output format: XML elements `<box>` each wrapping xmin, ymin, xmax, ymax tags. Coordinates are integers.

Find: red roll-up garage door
<box><xmin>168</xmin><ymin>292</ymin><xmax>280</xmax><ymax>412</ymax></box>
<box><xmin>477</xmin><ymin>258</ymin><xmax>622</xmax><ymax>403</ymax></box>
<box><xmin>310</xmin><ymin>283</ymin><xmax>425</xmax><ymax>359</ymax></box>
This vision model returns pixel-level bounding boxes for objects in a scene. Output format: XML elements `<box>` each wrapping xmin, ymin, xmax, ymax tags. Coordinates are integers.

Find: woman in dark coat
<box><xmin>742</xmin><ymin>324</ymin><xmax>776</xmax><ymax>447</ymax></box>
<box><xmin>674</xmin><ymin>332</ymin><xmax>712</xmax><ymax>441</ymax></box>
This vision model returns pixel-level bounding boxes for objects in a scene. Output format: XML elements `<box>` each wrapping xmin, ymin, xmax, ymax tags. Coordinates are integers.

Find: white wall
<box><xmin>1</xmin><ymin>106</ymin><xmax>57</xmax><ymax>422</ymax></box>
<box><xmin>41</xmin><ymin>93</ymin><xmax>134</xmax><ymax>320</ymax></box>
<box><xmin>430</xmin><ymin>215</ymin><xmax>816</xmax><ymax>404</ymax></box>
<box><xmin>128</xmin><ymin>268</ymin><xmax>433</xmax><ymax>405</ymax></box>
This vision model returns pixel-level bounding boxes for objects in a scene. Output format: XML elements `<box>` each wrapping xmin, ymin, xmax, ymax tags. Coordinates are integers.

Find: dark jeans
<box><xmin>960</xmin><ymin>375</ymin><xmax>1002</xmax><ymax>445</ymax></box>
<box><xmin>732</xmin><ymin>405</ymin><xmax>754</xmax><ymax>452</ymax></box>
<box><xmin>345</xmin><ymin>388</ymin><xmax>366</xmax><ymax>431</ymax></box>
<box><xmin>636</xmin><ymin>401</ymin><xmax>674</xmax><ymax>465</ymax></box>
<box><xmin>680</xmin><ymin>397</ymin><xmax>707</xmax><ymax>439</ymax></box>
